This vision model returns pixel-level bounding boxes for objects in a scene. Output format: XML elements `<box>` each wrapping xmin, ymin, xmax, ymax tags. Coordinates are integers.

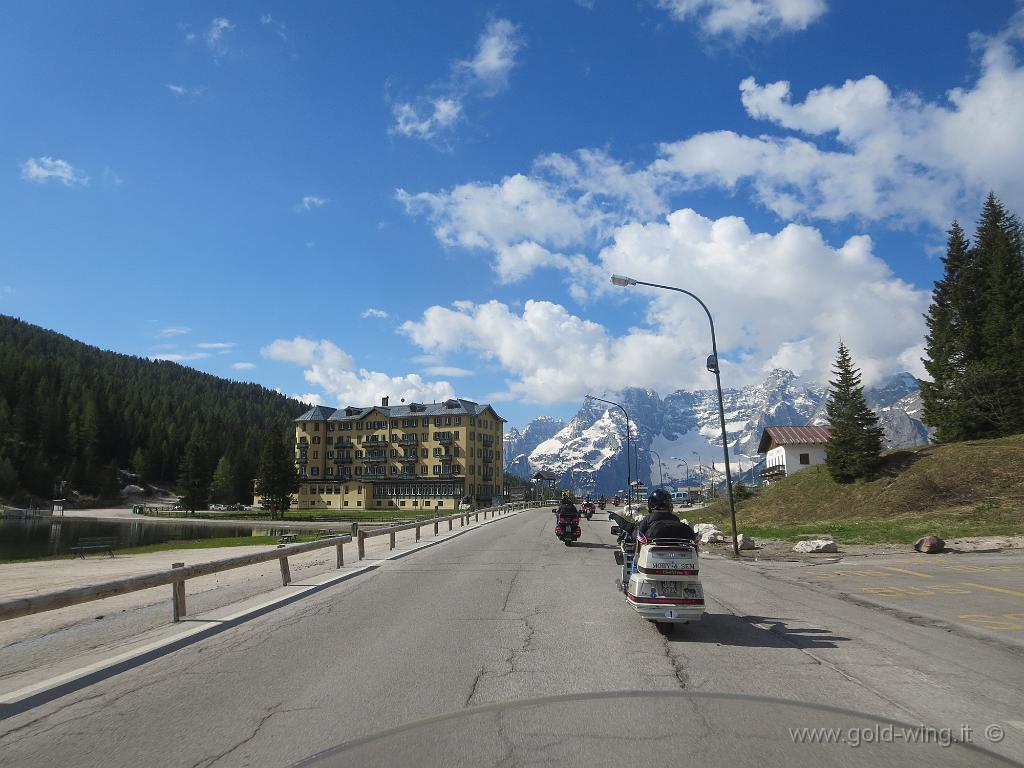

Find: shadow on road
<box><xmin>670</xmin><ymin>613</ymin><xmax>849</xmax><ymax>649</ymax></box>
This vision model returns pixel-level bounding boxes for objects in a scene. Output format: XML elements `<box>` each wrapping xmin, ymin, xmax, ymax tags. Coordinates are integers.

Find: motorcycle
<box><xmin>555</xmin><ymin>510</ymin><xmax>582</xmax><ymax>546</ymax></box>
<box><xmin>609</xmin><ymin>512</ymin><xmax>704</xmax><ymax>629</ymax></box>
<box><xmin>581</xmin><ymin>502</ymin><xmax>595</xmax><ymax>520</ymax></box>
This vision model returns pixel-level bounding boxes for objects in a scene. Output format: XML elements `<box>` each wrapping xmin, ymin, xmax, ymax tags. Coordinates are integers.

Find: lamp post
<box><xmin>612</xmin><ymin>274</ymin><xmax>740</xmax><ymax>556</ymax></box>
<box><xmin>585</xmin><ymin>394</ymin><xmax>631</xmax><ymax>508</ymax></box>
<box><xmin>671</xmin><ymin>455</ymin><xmax>689</xmax><ymax>494</ymax></box>
<box><xmin>692</xmin><ymin>451</ymin><xmax>703</xmax><ymax>502</ymax></box>
<box><xmin>649</xmin><ymin>448</ymin><xmax>665</xmax><ymax>488</ymax></box>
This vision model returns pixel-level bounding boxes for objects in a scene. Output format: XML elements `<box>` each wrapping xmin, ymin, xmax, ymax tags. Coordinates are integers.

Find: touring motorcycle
<box><xmin>609</xmin><ymin>512</ymin><xmax>704</xmax><ymax>627</ymax></box>
<box><xmin>554</xmin><ymin>508</ymin><xmax>582</xmax><ymax>546</ymax></box>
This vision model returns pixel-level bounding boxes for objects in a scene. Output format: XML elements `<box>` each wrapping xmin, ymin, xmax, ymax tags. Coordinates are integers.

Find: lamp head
<box><xmin>584</xmin><ymin>394</ymin><xmax>595</xmax><ymax>401</ymax></box>
<box><xmin>610</xmin><ymin>274</ymin><xmax>637</xmax><ymax>287</ymax></box>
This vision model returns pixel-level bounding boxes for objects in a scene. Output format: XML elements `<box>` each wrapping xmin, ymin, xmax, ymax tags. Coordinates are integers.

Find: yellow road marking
<box><xmin>882</xmin><ymin>567</ymin><xmax>935</xmax><ymax>579</ymax></box>
<box><xmin>961</xmin><ymin>582</ymin><xmax>1024</xmax><ymax>598</ymax></box>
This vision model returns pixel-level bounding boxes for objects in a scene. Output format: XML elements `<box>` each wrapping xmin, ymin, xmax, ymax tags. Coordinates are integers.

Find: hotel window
<box><xmin>312</xmin><ymin>451</ymin><xmax>319</xmax><ymax>459</ymax></box>
<box><xmin>328</xmin><ymin>423</ymin><xmax>335</xmax><ymax>431</ymax></box>
<box><xmin>313</xmin><ymin>423</ymin><xmax>320</xmax><ymax>431</ymax></box>
<box><xmin>327</xmin><ymin>436</ymin><xmax>334</xmax><ymax>445</ymax></box>
<box><xmin>312</xmin><ymin>436</ymin><xmax>321</xmax><ymax>444</ymax></box>
<box><xmin>311</xmin><ymin>467</ymin><xmax>319</xmax><ymax>476</ymax></box>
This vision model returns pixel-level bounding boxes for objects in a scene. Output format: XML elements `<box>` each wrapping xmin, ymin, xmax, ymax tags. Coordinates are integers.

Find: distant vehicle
<box><xmin>612</xmin><ymin>495</ymin><xmax>622</xmax><ymax>506</ymax></box>
<box><xmin>670</xmin><ymin>491</ymin><xmax>692</xmax><ymax>506</ymax></box>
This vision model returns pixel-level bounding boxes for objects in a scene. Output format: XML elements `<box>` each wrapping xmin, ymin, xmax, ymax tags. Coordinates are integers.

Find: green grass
<box><xmin>693</xmin><ymin>433</ymin><xmax>1024</xmax><ymax>543</ymax></box>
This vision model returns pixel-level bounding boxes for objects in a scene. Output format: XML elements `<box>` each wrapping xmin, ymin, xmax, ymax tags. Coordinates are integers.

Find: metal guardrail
<box><xmin>355</xmin><ymin>501</ymin><xmax>542</xmax><ymax>559</ymax></box>
<box><xmin>0</xmin><ymin>500</ymin><xmax>543</xmax><ymax>625</ymax></box>
<box><xmin>0</xmin><ymin>535</ymin><xmax>351</xmax><ymax>624</ymax></box>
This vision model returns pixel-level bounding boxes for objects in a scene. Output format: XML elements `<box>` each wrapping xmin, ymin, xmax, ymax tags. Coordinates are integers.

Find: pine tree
<box><xmin>921</xmin><ymin>194</ymin><xmax>1024</xmax><ymax>441</ymax></box>
<box><xmin>210</xmin><ymin>454</ymin><xmax>235</xmax><ymax>504</ymax></box>
<box><xmin>921</xmin><ymin>220</ymin><xmax>976</xmax><ymax>441</ymax></box>
<box><xmin>825</xmin><ymin>343</ymin><xmax>884</xmax><ymax>483</ymax></box>
<box><xmin>254</xmin><ymin>431</ymin><xmax>300</xmax><ymax>520</ymax></box>
<box><xmin>177</xmin><ymin>439</ymin><xmax>212</xmax><ymax>515</ymax></box>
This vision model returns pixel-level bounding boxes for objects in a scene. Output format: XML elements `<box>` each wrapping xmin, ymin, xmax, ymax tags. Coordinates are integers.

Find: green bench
<box><xmin>69</xmin><ymin>537</ymin><xmax>117</xmax><ymax>558</ymax></box>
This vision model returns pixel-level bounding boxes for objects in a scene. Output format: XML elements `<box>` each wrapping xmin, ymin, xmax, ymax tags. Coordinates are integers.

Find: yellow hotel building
<box><xmin>283</xmin><ymin>397</ymin><xmax>505</xmax><ymax>512</ymax></box>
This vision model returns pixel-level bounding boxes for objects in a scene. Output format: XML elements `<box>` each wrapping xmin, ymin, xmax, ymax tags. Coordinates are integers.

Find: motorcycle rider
<box><xmin>637</xmin><ymin>488</ymin><xmax>695</xmax><ymax>544</ymax></box>
<box><xmin>556</xmin><ymin>492</ymin><xmax>580</xmax><ymax>520</ymax></box>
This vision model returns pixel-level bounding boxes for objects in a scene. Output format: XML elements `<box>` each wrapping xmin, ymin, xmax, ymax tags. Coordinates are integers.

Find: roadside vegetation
<box><xmin>697</xmin><ymin>434</ymin><xmax>1024</xmax><ymax>543</ymax></box>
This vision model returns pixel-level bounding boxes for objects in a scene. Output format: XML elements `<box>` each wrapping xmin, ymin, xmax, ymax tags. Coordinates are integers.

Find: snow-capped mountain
<box><xmin>503</xmin><ymin>416</ymin><xmax>565</xmax><ymax>478</ymax></box>
<box><xmin>504</xmin><ymin>370</ymin><xmax>930</xmax><ymax>495</ymax></box>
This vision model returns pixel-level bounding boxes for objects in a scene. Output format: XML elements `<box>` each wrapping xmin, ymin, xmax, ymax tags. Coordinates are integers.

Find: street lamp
<box><xmin>692</xmin><ymin>451</ymin><xmax>703</xmax><ymax>501</ymax></box>
<box><xmin>585</xmin><ymin>394</ymin><xmax>632</xmax><ymax>508</ymax></box>
<box><xmin>670</xmin><ymin>455</ymin><xmax>689</xmax><ymax>491</ymax></box>
<box><xmin>649</xmin><ymin>448</ymin><xmax>665</xmax><ymax>488</ymax></box>
<box><xmin>612</xmin><ymin>274</ymin><xmax>740</xmax><ymax>556</ymax></box>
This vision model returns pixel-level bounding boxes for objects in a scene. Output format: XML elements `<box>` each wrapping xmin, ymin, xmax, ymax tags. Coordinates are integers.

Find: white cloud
<box><xmin>206</xmin><ymin>17</ymin><xmax>234</xmax><ymax>53</ymax></box>
<box><xmin>424</xmin><ymin>366</ymin><xmax>475</xmax><ymax>377</ymax></box>
<box><xmin>456</xmin><ymin>18</ymin><xmax>523</xmax><ymax>95</ymax></box>
<box><xmin>361</xmin><ymin>308</ymin><xmax>389</xmax><ymax>319</ymax></box>
<box><xmin>157</xmin><ymin>326</ymin><xmax>192</xmax><ymax>338</ymax></box>
<box><xmin>655</xmin><ymin>0</ymin><xmax>827</xmax><ymax>38</ymax></box>
<box><xmin>391</xmin><ymin>18</ymin><xmax>522</xmax><ymax>141</ymax></box>
<box><xmin>155</xmin><ymin>352</ymin><xmax>211</xmax><ymax>362</ymax></box>
<box><xmin>196</xmin><ymin>342</ymin><xmax>235</xmax><ymax>350</ymax></box>
<box><xmin>400</xmin><ymin>209</ymin><xmax>928</xmax><ymax>402</ymax></box>
<box><xmin>231</xmin><ymin>362</ymin><xmax>256</xmax><ymax>370</ymax></box>
<box><xmin>392</xmin><ymin>97</ymin><xmax>463</xmax><ymax>140</ymax></box>
<box><xmin>21</xmin><ymin>157</ymin><xmax>89</xmax><ymax>186</ymax></box>
<box><xmin>655</xmin><ymin>12</ymin><xmax>1024</xmax><ymax>225</ymax></box>
<box><xmin>295</xmin><ymin>195</ymin><xmax>329</xmax><ymax>212</ymax></box>
<box><xmin>261</xmin><ymin>336</ymin><xmax>455</xmax><ymax>405</ymax></box>
<box><xmin>166</xmin><ymin>83</ymin><xmax>205</xmax><ymax>97</ymax></box>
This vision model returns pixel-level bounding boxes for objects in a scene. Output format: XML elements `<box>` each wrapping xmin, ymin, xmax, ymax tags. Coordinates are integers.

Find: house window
<box><xmin>799</xmin><ymin>453</ymin><xmax>810</xmax><ymax>465</ymax></box>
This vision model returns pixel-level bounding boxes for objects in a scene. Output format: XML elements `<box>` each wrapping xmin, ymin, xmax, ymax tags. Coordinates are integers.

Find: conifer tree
<box><xmin>211</xmin><ymin>454</ymin><xmax>235</xmax><ymax>504</ymax></box>
<box><xmin>921</xmin><ymin>220</ymin><xmax>975</xmax><ymax>441</ymax></box>
<box><xmin>254</xmin><ymin>430</ymin><xmax>300</xmax><ymax>520</ymax></box>
<box><xmin>825</xmin><ymin>343</ymin><xmax>884</xmax><ymax>483</ymax></box>
<box><xmin>177</xmin><ymin>439</ymin><xmax>212</xmax><ymax>515</ymax></box>
<box><xmin>921</xmin><ymin>194</ymin><xmax>1024</xmax><ymax>441</ymax></box>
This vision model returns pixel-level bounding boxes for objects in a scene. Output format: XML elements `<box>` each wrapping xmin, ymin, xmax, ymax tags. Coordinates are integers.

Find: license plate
<box><xmin>656</xmin><ymin>581</ymin><xmax>683</xmax><ymax>598</ymax></box>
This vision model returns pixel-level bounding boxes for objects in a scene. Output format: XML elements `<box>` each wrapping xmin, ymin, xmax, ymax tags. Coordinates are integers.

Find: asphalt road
<box><xmin>1</xmin><ymin>508</ymin><xmax>1021</xmax><ymax>767</ymax></box>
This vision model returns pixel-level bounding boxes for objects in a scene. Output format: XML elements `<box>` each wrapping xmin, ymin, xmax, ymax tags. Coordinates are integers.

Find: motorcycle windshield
<box><xmin>290</xmin><ymin>691</ymin><xmax>1012</xmax><ymax>767</ymax></box>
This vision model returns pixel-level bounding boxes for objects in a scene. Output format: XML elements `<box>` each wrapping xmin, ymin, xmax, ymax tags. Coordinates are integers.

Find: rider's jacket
<box><xmin>637</xmin><ymin>508</ymin><xmax>695</xmax><ymax>542</ymax></box>
<box><xmin>557</xmin><ymin>502</ymin><xmax>580</xmax><ymax>520</ymax></box>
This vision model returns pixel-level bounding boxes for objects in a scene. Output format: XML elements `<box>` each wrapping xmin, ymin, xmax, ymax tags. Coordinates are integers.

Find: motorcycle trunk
<box><xmin>624</xmin><ymin>541</ymin><xmax>704</xmax><ymax>624</ymax></box>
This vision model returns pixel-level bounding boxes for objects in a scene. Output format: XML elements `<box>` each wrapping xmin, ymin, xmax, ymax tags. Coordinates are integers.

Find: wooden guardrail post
<box><xmin>358</xmin><ymin>530</ymin><xmax>366</xmax><ymax>560</ymax></box>
<box><xmin>389</xmin><ymin>531</ymin><xmax>396</xmax><ymax>550</ymax></box>
<box><xmin>448</xmin><ymin>517</ymin><xmax>453</xmax><ymax>531</ymax></box>
<box><xmin>434</xmin><ymin>520</ymin><xmax>439</xmax><ymax>535</ymax></box>
<box><xmin>336</xmin><ymin>542</ymin><xmax>344</xmax><ymax>568</ymax></box>
<box><xmin>415</xmin><ymin>523</ymin><xmax>420</xmax><ymax>542</ymax></box>
<box><xmin>475</xmin><ymin>511</ymin><xmax>479</xmax><ymax>522</ymax></box>
<box><xmin>279</xmin><ymin>556</ymin><xmax>292</xmax><ymax>586</ymax></box>
<box><xmin>171</xmin><ymin>562</ymin><xmax>186</xmax><ymax>622</ymax></box>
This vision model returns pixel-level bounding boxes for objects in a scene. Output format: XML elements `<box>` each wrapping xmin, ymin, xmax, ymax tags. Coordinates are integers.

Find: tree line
<box><xmin>825</xmin><ymin>193</ymin><xmax>1023</xmax><ymax>482</ymax></box>
<box><xmin>0</xmin><ymin>316</ymin><xmax>306</xmax><ymax>504</ymax></box>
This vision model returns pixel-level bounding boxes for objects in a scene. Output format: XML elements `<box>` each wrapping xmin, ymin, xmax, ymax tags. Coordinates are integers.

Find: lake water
<box><xmin>0</xmin><ymin>517</ymin><xmax>269</xmax><ymax>560</ymax></box>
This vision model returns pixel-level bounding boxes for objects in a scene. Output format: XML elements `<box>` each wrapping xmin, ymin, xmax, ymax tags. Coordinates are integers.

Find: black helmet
<box><xmin>648</xmin><ymin>488</ymin><xmax>673</xmax><ymax>511</ymax></box>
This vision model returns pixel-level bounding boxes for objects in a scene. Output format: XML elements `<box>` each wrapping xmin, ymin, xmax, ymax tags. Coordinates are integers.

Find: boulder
<box><xmin>694</xmin><ymin>523</ymin><xmax>719</xmax><ymax>535</ymax></box>
<box><xmin>913</xmin><ymin>535</ymin><xmax>945</xmax><ymax>554</ymax></box>
<box><xmin>793</xmin><ymin>539</ymin><xmax>838</xmax><ymax>554</ymax></box>
<box><xmin>121</xmin><ymin>484</ymin><xmax>145</xmax><ymax>497</ymax></box>
<box><xmin>736</xmin><ymin>533</ymin><xmax>756</xmax><ymax>550</ymax></box>
<box><xmin>700</xmin><ymin>529</ymin><xmax>725</xmax><ymax>544</ymax></box>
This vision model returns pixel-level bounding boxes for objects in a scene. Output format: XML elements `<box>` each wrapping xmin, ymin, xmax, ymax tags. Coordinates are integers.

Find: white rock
<box><xmin>694</xmin><ymin>523</ymin><xmax>719</xmax><ymax>535</ymax></box>
<box><xmin>700</xmin><ymin>529</ymin><xmax>725</xmax><ymax>544</ymax></box>
<box><xmin>121</xmin><ymin>484</ymin><xmax>145</xmax><ymax>496</ymax></box>
<box><xmin>793</xmin><ymin>539</ymin><xmax>838</xmax><ymax>553</ymax></box>
<box><xmin>736</xmin><ymin>533</ymin><xmax>756</xmax><ymax>550</ymax></box>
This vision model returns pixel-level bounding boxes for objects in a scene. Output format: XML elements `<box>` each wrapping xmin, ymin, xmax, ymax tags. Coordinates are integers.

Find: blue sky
<box><xmin>3</xmin><ymin>1</ymin><xmax>1023</xmax><ymax>429</ymax></box>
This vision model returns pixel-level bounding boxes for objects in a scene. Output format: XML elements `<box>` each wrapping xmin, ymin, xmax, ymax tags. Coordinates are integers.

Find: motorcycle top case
<box><xmin>635</xmin><ymin>543</ymin><xmax>698</xmax><ymax>578</ymax></box>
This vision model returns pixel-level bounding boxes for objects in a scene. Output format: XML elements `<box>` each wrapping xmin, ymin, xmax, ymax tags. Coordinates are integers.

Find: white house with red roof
<box><xmin>756</xmin><ymin>425</ymin><xmax>832</xmax><ymax>484</ymax></box>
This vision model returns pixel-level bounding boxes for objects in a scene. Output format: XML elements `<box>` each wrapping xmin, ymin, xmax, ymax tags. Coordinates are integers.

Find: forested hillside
<box><xmin>0</xmin><ymin>316</ymin><xmax>307</xmax><ymax>504</ymax></box>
